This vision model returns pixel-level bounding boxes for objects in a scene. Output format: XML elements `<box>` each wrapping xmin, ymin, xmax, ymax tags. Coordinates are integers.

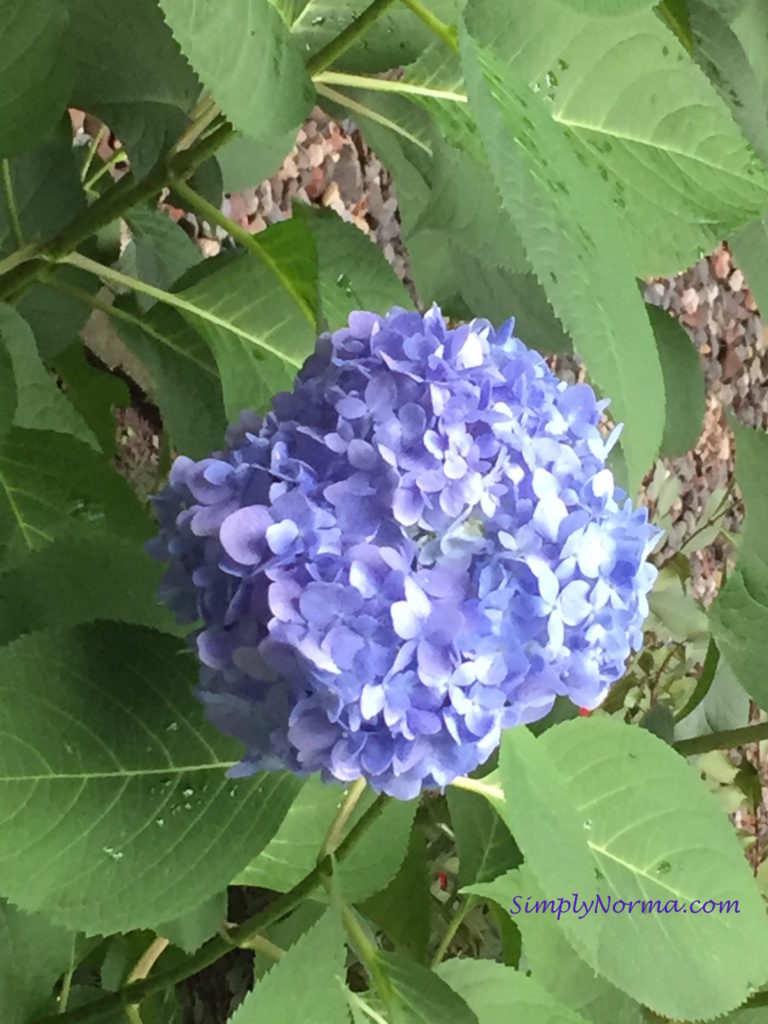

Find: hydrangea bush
<box><xmin>153</xmin><ymin>307</ymin><xmax>660</xmax><ymax>797</ymax></box>
<box><xmin>3</xmin><ymin>1</ymin><xmax>768</xmax><ymax>1023</ymax></box>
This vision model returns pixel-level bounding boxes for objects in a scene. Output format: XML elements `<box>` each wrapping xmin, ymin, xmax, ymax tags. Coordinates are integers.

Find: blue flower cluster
<box><xmin>151</xmin><ymin>306</ymin><xmax>661</xmax><ymax>799</ymax></box>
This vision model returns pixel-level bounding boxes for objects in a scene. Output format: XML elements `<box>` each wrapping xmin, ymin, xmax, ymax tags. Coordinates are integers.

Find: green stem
<box><xmin>36</xmin><ymin>794</ymin><xmax>390</xmax><ymax>1024</ymax></box>
<box><xmin>340</xmin><ymin>902</ymin><xmax>394</xmax><ymax>1013</ymax></box>
<box><xmin>315</xmin><ymin>84</ymin><xmax>432</xmax><ymax>155</ymax></box>
<box><xmin>450</xmin><ymin>774</ymin><xmax>503</xmax><ymax>802</ymax></box>
<box><xmin>319</xmin><ymin>777</ymin><xmax>368</xmax><ymax>861</ymax></box>
<box><xmin>168</xmin><ymin>176</ymin><xmax>316</xmax><ymax>326</ymax></box>
<box><xmin>306</xmin><ymin>0</ymin><xmax>400</xmax><ymax>75</ymax></box>
<box><xmin>80</xmin><ymin>125</ymin><xmax>108</xmax><ymax>183</ymax></box>
<box><xmin>170</xmin><ymin>96</ymin><xmax>221</xmax><ymax>156</ymax></box>
<box><xmin>674</xmin><ymin>721</ymin><xmax>768</xmax><ymax>757</ymax></box>
<box><xmin>235</xmin><ymin>931</ymin><xmax>285</xmax><ymax>960</ymax></box>
<box><xmin>84</xmin><ymin>148</ymin><xmax>128</xmax><ymax>192</ymax></box>
<box><xmin>0</xmin><ymin>241</ymin><xmax>40</xmax><ymax>279</ymax></box>
<box><xmin>2</xmin><ymin>159</ymin><xmax>24</xmax><ymax>247</ymax></box>
<box><xmin>60</xmin><ymin>251</ymin><xmax>200</xmax><ymax>314</ymax></box>
<box><xmin>313</xmin><ymin>70</ymin><xmax>467</xmax><ymax>103</ymax></box>
<box><xmin>58</xmin><ymin>936</ymin><xmax>77</xmax><ymax>1014</ymax></box>
<box><xmin>431</xmin><ymin>896</ymin><xmax>474</xmax><ymax>967</ymax></box>
<box><xmin>0</xmin><ymin>122</ymin><xmax>235</xmax><ymax>303</ymax></box>
<box><xmin>399</xmin><ymin>0</ymin><xmax>459</xmax><ymax>53</ymax></box>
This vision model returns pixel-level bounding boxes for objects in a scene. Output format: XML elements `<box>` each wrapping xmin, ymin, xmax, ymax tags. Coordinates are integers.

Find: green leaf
<box><xmin>121</xmin><ymin>205</ymin><xmax>203</xmax><ymax>311</ymax></box>
<box><xmin>236</xmin><ymin>777</ymin><xmax>417</xmax><ymax>904</ymax></box>
<box><xmin>359</xmin><ymin>824</ymin><xmax>430</xmax><ymax>961</ymax></box>
<box><xmin>646</xmin><ymin>305</ymin><xmax>706</xmax><ymax>457</ymax></box>
<box><xmin>17</xmin><ymin>266</ymin><xmax>98</xmax><ymax>362</ymax></box>
<box><xmin>446</xmin><ymin>787</ymin><xmax>521</xmax><ymax>887</ymax></box>
<box><xmin>675</xmin><ymin>657</ymin><xmax>751</xmax><ymax>739</ymax></box>
<box><xmin>299</xmin><ymin>206</ymin><xmax>413</xmax><ymax>328</ymax></box>
<box><xmin>114</xmin><ymin>297</ymin><xmax>227</xmax><ymax>460</ymax></box>
<box><xmin>0</xmin><ymin>324</ymin><xmax>15</xmax><ymax>447</ymax></box>
<box><xmin>217</xmin><ymin>128</ymin><xmax>300</xmax><ymax>193</ymax></box>
<box><xmin>0</xmin><ymin>427</ymin><xmax>150</xmax><ymax>568</ymax></box>
<box><xmin>710</xmin><ymin>570</ymin><xmax>768</xmax><ymax>710</ymax></box>
<box><xmin>0</xmin><ymin>900</ymin><xmax>74</xmax><ymax>1024</ymax></box>
<box><xmin>160</xmin><ymin>891</ymin><xmax>227</xmax><ymax>953</ymax></box>
<box><xmin>0</xmin><ymin>0</ymin><xmax>72</xmax><ymax>157</ymax></box>
<box><xmin>689</xmin><ymin>0</ymin><xmax>768</xmax><ymax>162</ymax></box>
<box><xmin>719</xmin><ymin>1009</ymin><xmax>768</xmax><ymax>1024</ymax></box>
<box><xmin>0</xmin><ymin>624</ymin><xmax>301</xmax><ymax>935</ymax></box>
<box><xmin>459</xmin><ymin>27</ymin><xmax>665</xmax><ymax>489</ymax></box>
<box><xmin>558</xmin><ymin>0</ymin><xmax>656</xmax><ymax>9</ymax></box>
<box><xmin>657</xmin><ymin>0</ymin><xmax>693</xmax><ymax>49</ymax></box>
<box><xmin>468</xmin><ymin>867</ymin><xmax>644</xmax><ymax>1024</ymax></box>
<box><xmin>251</xmin><ymin>901</ymin><xmax>325</xmax><ymax>983</ymax></box>
<box><xmin>0</xmin><ymin>528</ymin><xmax>178</xmax><ymax>644</ymax></box>
<box><xmin>52</xmin><ymin>345</ymin><xmax>130</xmax><ymax>457</ymax></box>
<box><xmin>0</xmin><ymin>119</ymin><xmax>85</xmax><ymax>260</ymax></box>
<box><xmin>454</xmin><ymin>255</ymin><xmax>573</xmax><ymax>354</ymax></box>
<box><xmin>410</xmin><ymin>135</ymin><xmax>529</xmax><ymax>274</ymax></box>
<box><xmin>67</xmin><ymin>0</ymin><xmax>201</xmax><ymax>177</ymax></box>
<box><xmin>731</xmin><ymin>216</ymin><xmax>768</xmax><ymax>320</ymax></box>
<box><xmin>235</xmin><ymin>775</ymin><xmax>342</xmax><ymax>891</ymax></box>
<box><xmin>648</xmin><ymin>564</ymin><xmax>709</xmax><ymax>644</ymax></box>
<box><xmin>438</xmin><ymin>958</ymin><xmax>591</xmax><ymax>1024</ymax></box>
<box><xmin>466</xmin><ymin>0</ymin><xmax>768</xmax><ymax>277</ymax></box>
<box><xmin>171</xmin><ymin>221</ymin><xmax>319</xmax><ymax>419</ymax></box>
<box><xmin>335</xmin><ymin>797</ymin><xmax>417</xmax><ymax>904</ymax></box>
<box><xmin>0</xmin><ymin>304</ymin><xmax>97</xmax><ymax>449</ymax></box>
<box><xmin>728</xmin><ymin>0</ymin><xmax>768</xmax><ymax>108</ymax></box>
<box><xmin>485</xmin><ymin>719</ymin><xmax>768</xmax><ymax>1019</ymax></box>
<box><xmin>159</xmin><ymin>0</ymin><xmax>314</xmax><ymax>140</ymax></box>
<box><xmin>381</xmin><ymin>951</ymin><xmax>478</xmax><ymax>1024</ymax></box>
<box><xmin>724</xmin><ymin>420</ymin><xmax>768</xmax><ymax>587</ymax></box>
<box><xmin>229</xmin><ymin>908</ymin><xmax>348</xmax><ymax>1024</ymax></box>
<box><xmin>0</xmin><ymin>0</ymin><xmax>73</xmax><ymax>158</ymax></box>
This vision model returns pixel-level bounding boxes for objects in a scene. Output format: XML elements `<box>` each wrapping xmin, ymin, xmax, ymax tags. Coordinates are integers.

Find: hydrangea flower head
<box><xmin>151</xmin><ymin>306</ymin><xmax>661</xmax><ymax>799</ymax></box>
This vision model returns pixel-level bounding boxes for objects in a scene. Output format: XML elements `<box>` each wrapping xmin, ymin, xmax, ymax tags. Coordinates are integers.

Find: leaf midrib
<box><xmin>555</xmin><ymin>113</ymin><xmax>764</xmax><ymax>184</ymax></box>
<box><xmin>0</xmin><ymin>762</ymin><xmax>237</xmax><ymax>782</ymax></box>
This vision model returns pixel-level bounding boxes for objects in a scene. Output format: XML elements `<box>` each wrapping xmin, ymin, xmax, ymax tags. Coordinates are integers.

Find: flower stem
<box><xmin>35</xmin><ymin>793</ymin><xmax>390</xmax><ymax>1024</ymax></box>
<box><xmin>2</xmin><ymin>159</ymin><xmax>24</xmax><ymax>247</ymax></box>
<box><xmin>306</xmin><ymin>0</ymin><xmax>400</xmax><ymax>75</ymax></box>
<box><xmin>319</xmin><ymin>777</ymin><xmax>369</xmax><ymax>860</ymax></box>
<box><xmin>399</xmin><ymin>0</ymin><xmax>459</xmax><ymax>54</ymax></box>
<box><xmin>674</xmin><ymin>721</ymin><xmax>768</xmax><ymax>757</ymax></box>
